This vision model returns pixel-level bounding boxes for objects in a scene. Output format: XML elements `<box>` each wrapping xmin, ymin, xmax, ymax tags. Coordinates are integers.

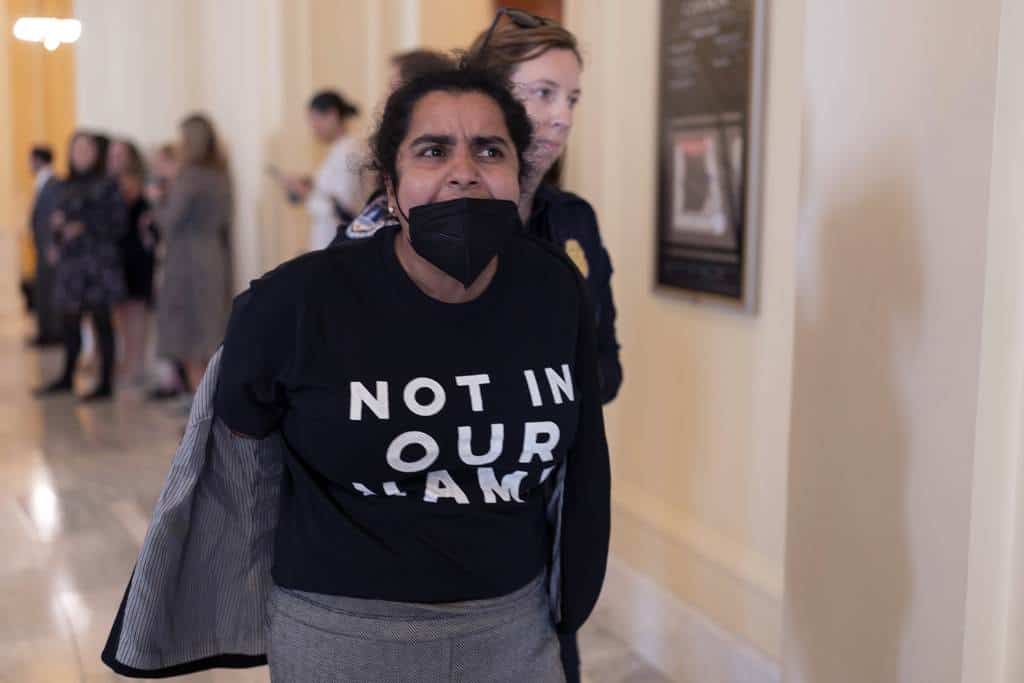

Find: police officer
<box><xmin>525</xmin><ymin>183</ymin><xmax>621</xmax><ymax>403</ymax></box>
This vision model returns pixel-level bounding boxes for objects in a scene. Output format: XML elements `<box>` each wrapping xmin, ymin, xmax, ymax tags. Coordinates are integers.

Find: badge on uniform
<box><xmin>346</xmin><ymin>195</ymin><xmax>396</xmax><ymax>239</ymax></box>
<box><xmin>564</xmin><ymin>239</ymin><xmax>590</xmax><ymax>278</ymax></box>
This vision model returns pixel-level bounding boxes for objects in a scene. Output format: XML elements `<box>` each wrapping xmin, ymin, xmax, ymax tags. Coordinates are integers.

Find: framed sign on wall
<box><xmin>655</xmin><ymin>0</ymin><xmax>768</xmax><ymax>312</ymax></box>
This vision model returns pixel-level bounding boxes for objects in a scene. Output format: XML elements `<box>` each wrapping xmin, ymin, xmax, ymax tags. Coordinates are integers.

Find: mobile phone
<box><xmin>266</xmin><ymin>164</ymin><xmax>303</xmax><ymax>203</ymax></box>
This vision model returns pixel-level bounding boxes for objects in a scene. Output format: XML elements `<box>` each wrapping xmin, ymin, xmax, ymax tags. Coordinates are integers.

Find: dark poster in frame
<box><xmin>655</xmin><ymin>0</ymin><xmax>767</xmax><ymax>312</ymax></box>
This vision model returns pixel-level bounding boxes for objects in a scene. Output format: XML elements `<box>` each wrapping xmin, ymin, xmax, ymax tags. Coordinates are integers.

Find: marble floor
<box><xmin>0</xmin><ymin>310</ymin><xmax>672</xmax><ymax>681</ymax></box>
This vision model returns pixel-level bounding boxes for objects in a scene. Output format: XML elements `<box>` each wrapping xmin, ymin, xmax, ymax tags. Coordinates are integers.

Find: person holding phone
<box><xmin>277</xmin><ymin>90</ymin><xmax>366</xmax><ymax>251</ymax></box>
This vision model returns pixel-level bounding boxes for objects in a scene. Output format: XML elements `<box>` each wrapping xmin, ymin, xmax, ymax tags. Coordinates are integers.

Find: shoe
<box><xmin>146</xmin><ymin>386</ymin><xmax>181</xmax><ymax>401</ymax></box>
<box><xmin>80</xmin><ymin>386</ymin><xmax>114</xmax><ymax>403</ymax></box>
<box><xmin>34</xmin><ymin>378</ymin><xmax>73</xmax><ymax>397</ymax></box>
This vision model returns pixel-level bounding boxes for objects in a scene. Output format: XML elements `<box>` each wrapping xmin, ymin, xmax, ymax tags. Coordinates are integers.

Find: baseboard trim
<box><xmin>592</xmin><ymin>556</ymin><xmax>781</xmax><ymax>683</ymax></box>
<box><xmin>612</xmin><ymin>480</ymin><xmax>784</xmax><ymax>601</ymax></box>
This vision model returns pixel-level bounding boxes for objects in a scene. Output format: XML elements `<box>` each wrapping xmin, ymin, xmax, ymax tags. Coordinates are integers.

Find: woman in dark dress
<box><xmin>36</xmin><ymin>131</ymin><xmax>126</xmax><ymax>401</ymax></box>
<box><xmin>108</xmin><ymin>139</ymin><xmax>158</xmax><ymax>387</ymax></box>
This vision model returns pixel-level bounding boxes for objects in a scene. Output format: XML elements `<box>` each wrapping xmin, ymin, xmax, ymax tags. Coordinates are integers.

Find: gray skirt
<box><xmin>267</xmin><ymin>574</ymin><xmax>565</xmax><ymax>683</ymax></box>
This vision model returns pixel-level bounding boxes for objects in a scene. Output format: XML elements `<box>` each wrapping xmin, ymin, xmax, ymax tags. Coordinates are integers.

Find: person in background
<box><xmin>151</xmin><ymin>114</ymin><xmax>233</xmax><ymax>398</ymax></box>
<box><xmin>387</xmin><ymin>48</ymin><xmax>456</xmax><ymax>92</ymax></box>
<box><xmin>108</xmin><ymin>139</ymin><xmax>158</xmax><ymax>387</ymax></box>
<box><xmin>35</xmin><ymin>131</ymin><xmax>125</xmax><ymax>401</ymax></box>
<box><xmin>150</xmin><ymin>143</ymin><xmax>180</xmax><ymax>196</ymax></box>
<box><xmin>280</xmin><ymin>90</ymin><xmax>365</xmax><ymax>250</ymax></box>
<box><xmin>145</xmin><ymin>144</ymin><xmax>192</xmax><ymax>402</ymax></box>
<box><xmin>331</xmin><ymin>49</ymin><xmax>455</xmax><ymax>244</ymax></box>
<box><xmin>78</xmin><ymin>133</ymin><xmax>113</xmax><ymax>376</ymax></box>
<box><xmin>469</xmin><ymin>9</ymin><xmax>624</xmax><ymax>682</ymax></box>
<box><xmin>27</xmin><ymin>145</ymin><xmax>64</xmax><ymax>347</ymax></box>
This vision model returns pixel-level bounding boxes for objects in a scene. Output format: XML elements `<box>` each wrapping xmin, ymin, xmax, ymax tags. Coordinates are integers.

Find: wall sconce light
<box><xmin>12</xmin><ymin>17</ymin><xmax>81</xmax><ymax>51</ymax></box>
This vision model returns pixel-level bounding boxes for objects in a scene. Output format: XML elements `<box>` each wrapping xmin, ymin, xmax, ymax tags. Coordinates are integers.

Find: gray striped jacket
<box><xmin>101</xmin><ymin>348</ymin><xmax>567</xmax><ymax>678</ymax></box>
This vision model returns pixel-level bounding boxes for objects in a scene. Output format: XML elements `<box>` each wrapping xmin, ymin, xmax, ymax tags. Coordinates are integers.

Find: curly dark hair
<box><xmin>369</xmin><ymin>64</ymin><xmax>534</xmax><ymax>188</ymax></box>
<box><xmin>390</xmin><ymin>49</ymin><xmax>456</xmax><ymax>87</ymax></box>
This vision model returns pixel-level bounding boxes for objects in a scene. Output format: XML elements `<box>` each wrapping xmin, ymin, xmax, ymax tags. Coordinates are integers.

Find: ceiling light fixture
<box><xmin>12</xmin><ymin>17</ymin><xmax>81</xmax><ymax>51</ymax></box>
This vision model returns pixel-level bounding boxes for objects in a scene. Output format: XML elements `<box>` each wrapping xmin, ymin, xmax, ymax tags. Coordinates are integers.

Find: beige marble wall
<box><xmin>419</xmin><ymin>0</ymin><xmax>492</xmax><ymax>53</ymax></box>
<box><xmin>0</xmin><ymin>0</ymin><xmax>13</xmax><ymax>237</ymax></box>
<box><xmin>784</xmin><ymin>1</ymin><xmax>1009</xmax><ymax>682</ymax></box>
<box><xmin>1</xmin><ymin>0</ymin><xmax>77</xmax><ymax>266</ymax></box>
<box><xmin>959</xmin><ymin>2</ymin><xmax>1024</xmax><ymax>682</ymax></box>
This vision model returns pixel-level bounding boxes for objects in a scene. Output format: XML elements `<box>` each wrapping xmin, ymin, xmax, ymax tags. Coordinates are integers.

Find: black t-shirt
<box><xmin>215</xmin><ymin>226</ymin><xmax>610</xmax><ymax>625</ymax></box>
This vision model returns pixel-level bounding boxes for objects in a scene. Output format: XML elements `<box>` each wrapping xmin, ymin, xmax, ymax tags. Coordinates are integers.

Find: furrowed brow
<box><xmin>409</xmin><ymin>134</ymin><xmax>455</xmax><ymax>147</ymax></box>
<box><xmin>471</xmin><ymin>135</ymin><xmax>511</xmax><ymax>149</ymax></box>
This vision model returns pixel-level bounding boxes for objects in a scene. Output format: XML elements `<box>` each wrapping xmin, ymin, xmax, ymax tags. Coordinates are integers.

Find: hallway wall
<box><xmin>962</xmin><ymin>1</ymin><xmax>1024</xmax><ymax>681</ymax></box>
<box><xmin>419</xmin><ymin>0</ymin><xmax>492</xmax><ymax>53</ymax></box>
<box><xmin>73</xmin><ymin>0</ymin><xmax>195</xmax><ymax>150</ymax></box>
<box><xmin>0</xmin><ymin>0</ymin><xmax>13</xmax><ymax>238</ymax></box>
<box><xmin>783</xmin><ymin>1</ymin><xmax>1004</xmax><ymax>681</ymax></box>
<box><xmin>6</xmin><ymin>0</ymin><xmax>76</xmax><ymax>226</ymax></box>
<box><xmin>1</xmin><ymin>0</ymin><xmax>77</xmax><ymax>294</ymax></box>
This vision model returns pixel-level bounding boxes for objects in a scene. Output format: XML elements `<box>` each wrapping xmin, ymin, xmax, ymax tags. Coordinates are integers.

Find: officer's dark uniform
<box><xmin>527</xmin><ymin>184</ymin><xmax>621</xmax><ymax>404</ymax></box>
<box><xmin>525</xmin><ymin>184</ymin><xmax>621</xmax><ymax>683</ymax></box>
<box><xmin>331</xmin><ymin>185</ymin><xmax>622</xmax><ymax>683</ymax></box>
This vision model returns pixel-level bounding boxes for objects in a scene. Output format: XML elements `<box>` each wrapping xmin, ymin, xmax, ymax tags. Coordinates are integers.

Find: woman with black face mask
<box><xmin>102</xmin><ymin>65</ymin><xmax>610</xmax><ymax>682</ymax></box>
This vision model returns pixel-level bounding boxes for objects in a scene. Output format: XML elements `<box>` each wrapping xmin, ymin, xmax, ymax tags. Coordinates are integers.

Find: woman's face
<box><xmin>107</xmin><ymin>141</ymin><xmax>129</xmax><ymax>177</ymax></box>
<box><xmin>70</xmin><ymin>135</ymin><xmax>98</xmax><ymax>174</ymax></box>
<box><xmin>155</xmin><ymin>150</ymin><xmax>179</xmax><ymax>179</ymax></box>
<box><xmin>387</xmin><ymin>90</ymin><xmax>520</xmax><ymax>223</ymax></box>
<box><xmin>509</xmin><ymin>48</ymin><xmax>582</xmax><ymax>176</ymax></box>
<box><xmin>119</xmin><ymin>173</ymin><xmax>143</xmax><ymax>200</ymax></box>
<box><xmin>307</xmin><ymin>109</ymin><xmax>344</xmax><ymax>144</ymax></box>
